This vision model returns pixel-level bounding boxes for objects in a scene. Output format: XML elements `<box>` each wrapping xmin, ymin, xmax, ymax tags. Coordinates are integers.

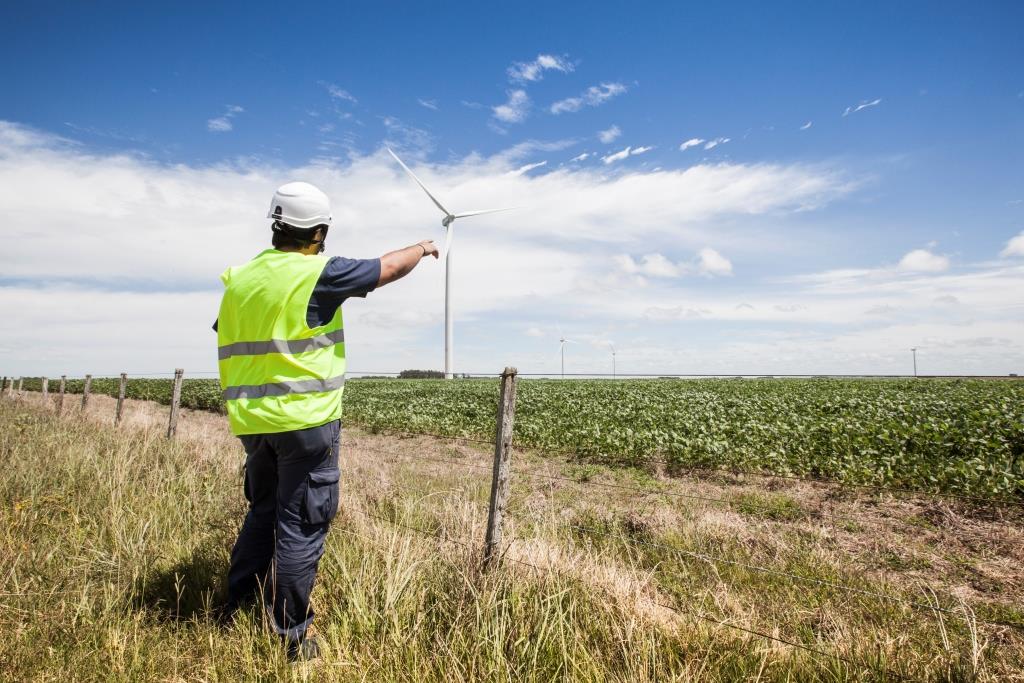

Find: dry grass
<box><xmin>1</xmin><ymin>389</ymin><xmax>1022</xmax><ymax>681</ymax></box>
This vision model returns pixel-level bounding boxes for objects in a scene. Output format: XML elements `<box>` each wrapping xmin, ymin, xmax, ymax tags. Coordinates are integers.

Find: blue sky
<box><xmin>1</xmin><ymin>1</ymin><xmax>1022</xmax><ymax>376</ymax></box>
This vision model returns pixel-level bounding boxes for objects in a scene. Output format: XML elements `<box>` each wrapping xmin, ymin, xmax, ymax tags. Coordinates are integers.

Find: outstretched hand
<box><xmin>419</xmin><ymin>240</ymin><xmax>440</xmax><ymax>259</ymax></box>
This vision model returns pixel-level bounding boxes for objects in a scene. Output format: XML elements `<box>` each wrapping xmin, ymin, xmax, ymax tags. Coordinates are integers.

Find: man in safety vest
<box><xmin>216</xmin><ymin>181</ymin><xmax>438</xmax><ymax>661</ymax></box>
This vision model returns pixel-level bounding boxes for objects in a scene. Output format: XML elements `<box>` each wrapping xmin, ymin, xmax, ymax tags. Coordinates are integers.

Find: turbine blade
<box><xmin>387</xmin><ymin>147</ymin><xmax>451</xmax><ymax>217</ymax></box>
<box><xmin>452</xmin><ymin>207</ymin><xmax>518</xmax><ymax>219</ymax></box>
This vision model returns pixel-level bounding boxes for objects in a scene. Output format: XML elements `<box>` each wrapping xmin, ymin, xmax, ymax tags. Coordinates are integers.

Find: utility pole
<box><xmin>910</xmin><ymin>347</ymin><xmax>918</xmax><ymax>378</ymax></box>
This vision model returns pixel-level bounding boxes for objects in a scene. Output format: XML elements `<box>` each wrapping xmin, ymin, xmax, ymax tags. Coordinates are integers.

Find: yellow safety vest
<box><xmin>217</xmin><ymin>249</ymin><xmax>346</xmax><ymax>435</ymax></box>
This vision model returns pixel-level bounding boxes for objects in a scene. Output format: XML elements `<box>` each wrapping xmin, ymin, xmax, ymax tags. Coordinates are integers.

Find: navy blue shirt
<box><xmin>213</xmin><ymin>255</ymin><xmax>381</xmax><ymax>331</ymax></box>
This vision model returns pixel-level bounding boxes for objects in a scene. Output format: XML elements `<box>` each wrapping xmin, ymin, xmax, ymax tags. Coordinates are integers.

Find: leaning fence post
<box><xmin>483</xmin><ymin>366</ymin><xmax>518</xmax><ymax>570</ymax></box>
<box><xmin>81</xmin><ymin>375</ymin><xmax>92</xmax><ymax>411</ymax></box>
<box><xmin>42</xmin><ymin>377</ymin><xmax>49</xmax><ymax>404</ymax></box>
<box><xmin>115</xmin><ymin>372</ymin><xmax>128</xmax><ymax>426</ymax></box>
<box><xmin>167</xmin><ymin>368</ymin><xmax>184</xmax><ymax>439</ymax></box>
<box><xmin>57</xmin><ymin>376</ymin><xmax>66</xmax><ymax>414</ymax></box>
<box><xmin>17</xmin><ymin>377</ymin><xmax>24</xmax><ymax>396</ymax></box>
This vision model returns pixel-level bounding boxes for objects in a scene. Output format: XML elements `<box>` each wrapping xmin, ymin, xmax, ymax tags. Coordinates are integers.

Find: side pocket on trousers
<box><xmin>303</xmin><ymin>467</ymin><xmax>340</xmax><ymax>525</ymax></box>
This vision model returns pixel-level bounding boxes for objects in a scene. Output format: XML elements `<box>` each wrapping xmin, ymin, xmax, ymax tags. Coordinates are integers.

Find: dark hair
<box><xmin>271</xmin><ymin>221</ymin><xmax>327</xmax><ymax>250</ymax></box>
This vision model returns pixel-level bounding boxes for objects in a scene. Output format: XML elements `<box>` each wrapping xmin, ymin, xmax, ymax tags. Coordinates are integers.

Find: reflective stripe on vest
<box><xmin>218</xmin><ymin>328</ymin><xmax>346</xmax><ymax>361</ymax></box>
<box><xmin>222</xmin><ymin>374</ymin><xmax>346</xmax><ymax>401</ymax></box>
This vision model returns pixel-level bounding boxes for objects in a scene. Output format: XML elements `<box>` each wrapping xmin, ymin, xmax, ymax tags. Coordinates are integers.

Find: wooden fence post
<box><xmin>17</xmin><ymin>377</ymin><xmax>23</xmax><ymax>396</ymax></box>
<box><xmin>483</xmin><ymin>366</ymin><xmax>518</xmax><ymax>570</ymax></box>
<box><xmin>41</xmin><ymin>377</ymin><xmax>49</xmax><ymax>404</ymax></box>
<box><xmin>167</xmin><ymin>368</ymin><xmax>184</xmax><ymax>439</ymax></box>
<box><xmin>81</xmin><ymin>375</ymin><xmax>92</xmax><ymax>411</ymax></box>
<box><xmin>115</xmin><ymin>373</ymin><xmax>128</xmax><ymax>425</ymax></box>
<box><xmin>57</xmin><ymin>376</ymin><xmax>66</xmax><ymax>414</ymax></box>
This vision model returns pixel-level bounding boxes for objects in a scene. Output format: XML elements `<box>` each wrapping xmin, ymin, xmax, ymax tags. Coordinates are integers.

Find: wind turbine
<box><xmin>608</xmin><ymin>342</ymin><xmax>616</xmax><ymax>379</ymax></box>
<box><xmin>559</xmin><ymin>335</ymin><xmax>578</xmax><ymax>379</ymax></box>
<box><xmin>387</xmin><ymin>148</ymin><xmax>513</xmax><ymax>379</ymax></box>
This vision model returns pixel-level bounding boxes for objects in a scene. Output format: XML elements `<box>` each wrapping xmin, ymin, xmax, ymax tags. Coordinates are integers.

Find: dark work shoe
<box><xmin>287</xmin><ymin>637</ymin><xmax>321</xmax><ymax>663</ymax></box>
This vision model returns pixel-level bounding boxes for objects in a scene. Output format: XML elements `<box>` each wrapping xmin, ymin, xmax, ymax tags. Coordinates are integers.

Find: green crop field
<box><xmin>15</xmin><ymin>376</ymin><xmax>1024</xmax><ymax>498</ymax></box>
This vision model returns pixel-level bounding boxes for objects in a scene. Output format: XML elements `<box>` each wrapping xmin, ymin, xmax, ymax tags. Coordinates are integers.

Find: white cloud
<box><xmin>842</xmin><ymin>98</ymin><xmax>881</xmax><ymax>116</ymax></box>
<box><xmin>696</xmin><ymin>247</ymin><xmax>733</xmax><ymax>276</ymax></box>
<box><xmin>598</xmin><ymin>125</ymin><xmax>621</xmax><ymax>144</ymax></box>
<box><xmin>525</xmin><ymin>326</ymin><xmax>545</xmax><ymax>337</ymax></box>
<box><xmin>550</xmin><ymin>83</ymin><xmax>627</xmax><ymax>114</ymax></box>
<box><xmin>679</xmin><ymin>138</ymin><xmax>704</xmax><ymax>151</ymax></box>
<box><xmin>382</xmin><ymin>116</ymin><xmax>434</xmax><ymax>154</ymax></box>
<box><xmin>704</xmin><ymin>137</ymin><xmax>730</xmax><ymax>150</ymax></box>
<box><xmin>898</xmin><ymin>249</ymin><xmax>950</xmax><ymax>273</ymax></box>
<box><xmin>417</xmin><ymin>98</ymin><xmax>438</xmax><ymax>111</ymax></box>
<box><xmin>493</xmin><ymin>90</ymin><xmax>530</xmax><ymax>123</ymax></box>
<box><xmin>615</xmin><ymin>248</ymin><xmax>732</xmax><ymax>278</ymax></box>
<box><xmin>508</xmin><ymin>54</ymin><xmax>574</xmax><ymax>83</ymax></box>
<box><xmin>323</xmin><ymin>83</ymin><xmax>357</xmax><ymax>103</ymax></box>
<box><xmin>800</xmin><ymin>121</ymin><xmax>813</xmax><ymax>130</ymax></box>
<box><xmin>508</xmin><ymin>160</ymin><xmax>547</xmax><ymax>176</ymax></box>
<box><xmin>601</xmin><ymin>147</ymin><xmax>632</xmax><ymax>164</ymax></box>
<box><xmin>1000</xmin><ymin>231</ymin><xmax>1024</xmax><ymax>257</ymax></box>
<box><xmin>206</xmin><ymin>117</ymin><xmax>232</xmax><ymax>132</ymax></box>
<box><xmin>601</xmin><ymin>145</ymin><xmax>653</xmax><ymax>164</ymax></box>
<box><xmin>570</xmin><ymin>152</ymin><xmax>590</xmax><ymax>162</ymax></box>
<box><xmin>0</xmin><ymin>119</ymin><xmax>875</xmax><ymax>375</ymax></box>
<box><xmin>206</xmin><ymin>104</ymin><xmax>244</xmax><ymax>133</ymax></box>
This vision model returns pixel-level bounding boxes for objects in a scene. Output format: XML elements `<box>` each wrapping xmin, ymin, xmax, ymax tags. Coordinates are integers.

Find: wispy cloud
<box><xmin>206</xmin><ymin>104</ymin><xmax>243</xmax><ymax>133</ymax></box>
<box><xmin>704</xmin><ymin>137</ymin><xmax>730</xmax><ymax>150</ymax></box>
<box><xmin>615</xmin><ymin>247</ymin><xmax>733</xmax><ymax>278</ymax></box>
<box><xmin>322</xmin><ymin>82</ymin><xmax>357</xmax><ymax>103</ymax></box>
<box><xmin>842</xmin><ymin>98</ymin><xmax>881</xmax><ymax>116</ymax></box>
<box><xmin>570</xmin><ymin>152</ymin><xmax>590</xmax><ymax>162</ymax></box>
<box><xmin>508</xmin><ymin>160</ymin><xmax>547</xmax><ymax>176</ymax></box>
<box><xmin>601</xmin><ymin>145</ymin><xmax>653</xmax><ymax>164</ymax></box>
<box><xmin>1001</xmin><ymin>231</ymin><xmax>1024</xmax><ymax>258</ymax></box>
<box><xmin>493</xmin><ymin>89</ymin><xmax>530</xmax><ymax>123</ymax></box>
<box><xmin>417</xmin><ymin>98</ymin><xmax>438</xmax><ymax>111</ymax></box>
<box><xmin>508</xmin><ymin>54</ymin><xmax>574</xmax><ymax>83</ymax></box>
<box><xmin>679</xmin><ymin>138</ymin><xmax>703</xmax><ymax>151</ymax></box>
<box><xmin>800</xmin><ymin>121</ymin><xmax>813</xmax><ymax>130</ymax></box>
<box><xmin>550</xmin><ymin>82</ymin><xmax>627</xmax><ymax>114</ymax></box>
<box><xmin>598</xmin><ymin>125</ymin><xmax>621</xmax><ymax>144</ymax></box>
<box><xmin>381</xmin><ymin>116</ymin><xmax>434</xmax><ymax>154</ymax></box>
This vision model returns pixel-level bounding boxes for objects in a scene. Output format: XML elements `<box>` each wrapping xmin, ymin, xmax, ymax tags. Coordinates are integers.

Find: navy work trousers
<box><xmin>226</xmin><ymin>419</ymin><xmax>341</xmax><ymax>641</ymax></box>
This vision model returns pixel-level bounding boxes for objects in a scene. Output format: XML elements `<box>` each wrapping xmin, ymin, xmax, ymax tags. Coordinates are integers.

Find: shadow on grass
<box><xmin>133</xmin><ymin>540</ymin><xmax>229</xmax><ymax>623</ymax></box>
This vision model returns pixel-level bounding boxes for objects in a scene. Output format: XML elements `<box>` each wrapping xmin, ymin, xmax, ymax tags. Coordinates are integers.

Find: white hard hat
<box><xmin>267</xmin><ymin>181</ymin><xmax>332</xmax><ymax>230</ymax></box>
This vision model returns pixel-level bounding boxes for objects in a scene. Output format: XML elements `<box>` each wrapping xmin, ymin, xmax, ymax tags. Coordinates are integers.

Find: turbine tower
<box><xmin>388</xmin><ymin>148</ymin><xmax>512</xmax><ymax>379</ymax></box>
<box><xmin>559</xmin><ymin>335</ymin><xmax>577</xmax><ymax>379</ymax></box>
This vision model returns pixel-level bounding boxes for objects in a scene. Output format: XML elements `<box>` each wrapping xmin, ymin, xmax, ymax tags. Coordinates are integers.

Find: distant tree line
<box><xmin>398</xmin><ymin>369</ymin><xmax>445</xmax><ymax>379</ymax></box>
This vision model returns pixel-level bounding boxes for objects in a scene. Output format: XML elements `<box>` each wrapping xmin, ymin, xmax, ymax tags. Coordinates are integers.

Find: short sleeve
<box><xmin>318</xmin><ymin>257</ymin><xmax>381</xmax><ymax>300</ymax></box>
<box><xmin>306</xmin><ymin>256</ymin><xmax>382</xmax><ymax>328</ymax></box>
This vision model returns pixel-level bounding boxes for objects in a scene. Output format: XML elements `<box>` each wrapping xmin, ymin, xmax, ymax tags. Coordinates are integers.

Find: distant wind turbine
<box><xmin>387</xmin><ymin>148</ymin><xmax>514</xmax><ymax>379</ymax></box>
<box><xmin>559</xmin><ymin>335</ymin><xmax>578</xmax><ymax>379</ymax></box>
<box><xmin>608</xmin><ymin>342</ymin><xmax>616</xmax><ymax>379</ymax></box>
